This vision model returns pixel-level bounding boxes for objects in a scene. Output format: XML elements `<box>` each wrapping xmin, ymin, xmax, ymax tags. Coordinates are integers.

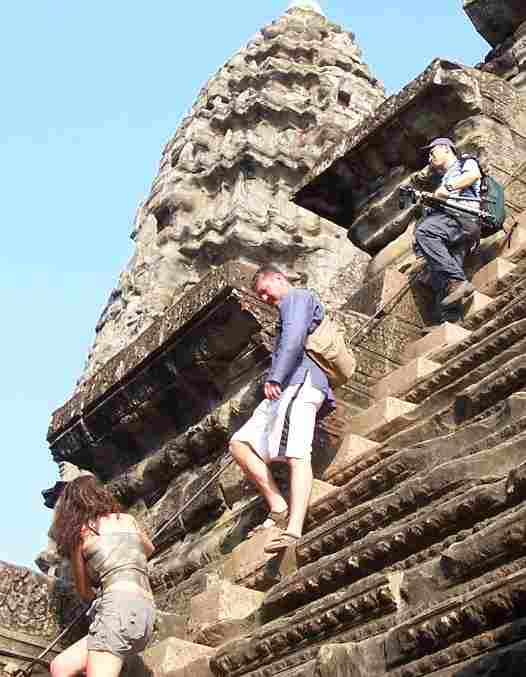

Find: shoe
<box><xmin>263</xmin><ymin>530</ymin><xmax>300</xmax><ymax>554</ymax></box>
<box><xmin>247</xmin><ymin>508</ymin><xmax>288</xmax><ymax>538</ymax></box>
<box><xmin>440</xmin><ymin>280</ymin><xmax>474</xmax><ymax>308</ymax></box>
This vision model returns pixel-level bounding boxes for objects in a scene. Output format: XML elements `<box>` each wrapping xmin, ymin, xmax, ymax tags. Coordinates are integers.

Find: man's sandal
<box><xmin>263</xmin><ymin>530</ymin><xmax>300</xmax><ymax>554</ymax></box>
<box><xmin>247</xmin><ymin>508</ymin><xmax>288</xmax><ymax>538</ymax></box>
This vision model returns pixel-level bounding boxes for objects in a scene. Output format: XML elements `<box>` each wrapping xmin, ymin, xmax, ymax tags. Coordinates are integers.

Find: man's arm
<box><xmin>266</xmin><ymin>291</ymin><xmax>314</xmax><ymax>398</ymax></box>
<box><xmin>435</xmin><ymin>161</ymin><xmax>481</xmax><ymax>199</ymax></box>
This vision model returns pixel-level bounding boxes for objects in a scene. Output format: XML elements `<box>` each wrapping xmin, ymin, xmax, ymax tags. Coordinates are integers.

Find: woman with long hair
<box><xmin>50</xmin><ymin>476</ymin><xmax>155</xmax><ymax>677</ymax></box>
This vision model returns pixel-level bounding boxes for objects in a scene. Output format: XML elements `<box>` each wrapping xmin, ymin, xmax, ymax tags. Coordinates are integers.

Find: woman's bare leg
<box><xmin>50</xmin><ymin>637</ymin><xmax>88</xmax><ymax>677</ymax></box>
<box><xmin>87</xmin><ymin>650</ymin><xmax>123</xmax><ymax>677</ymax></box>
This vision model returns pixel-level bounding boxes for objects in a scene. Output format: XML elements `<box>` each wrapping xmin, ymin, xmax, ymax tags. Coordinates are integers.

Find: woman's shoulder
<box><xmin>85</xmin><ymin>512</ymin><xmax>137</xmax><ymax>535</ymax></box>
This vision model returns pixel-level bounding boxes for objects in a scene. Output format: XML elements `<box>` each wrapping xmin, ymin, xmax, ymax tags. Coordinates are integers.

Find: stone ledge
<box><xmin>130</xmin><ymin>638</ymin><xmax>215</xmax><ymax>677</ymax></box>
<box><xmin>464</xmin><ymin>0</ymin><xmax>526</xmax><ymax>47</ymax></box>
<box><xmin>189</xmin><ymin>579</ymin><xmax>264</xmax><ymax>643</ymax></box>
<box><xmin>371</xmin><ymin>358</ymin><xmax>441</xmax><ymax>400</ymax></box>
<box><xmin>464</xmin><ymin>290</ymin><xmax>493</xmax><ymax>318</ymax></box>
<box><xmin>471</xmin><ymin>257</ymin><xmax>518</xmax><ymax>296</ymax></box>
<box><xmin>347</xmin><ymin>398</ymin><xmax>418</xmax><ymax>438</ymax></box>
<box><xmin>321</xmin><ymin>434</ymin><xmax>381</xmax><ymax>485</ymax></box>
<box><xmin>402</xmin><ymin>322</ymin><xmax>472</xmax><ymax>364</ymax></box>
<box><xmin>49</xmin><ymin>262</ymin><xmax>265</xmax><ymax>439</ymax></box>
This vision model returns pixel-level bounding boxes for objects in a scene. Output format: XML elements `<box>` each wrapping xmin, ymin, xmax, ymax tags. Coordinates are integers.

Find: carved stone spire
<box><xmin>287</xmin><ymin>0</ymin><xmax>325</xmax><ymax>15</ymax></box>
<box><xmin>78</xmin><ymin>4</ymin><xmax>385</xmax><ymax>385</ymax></box>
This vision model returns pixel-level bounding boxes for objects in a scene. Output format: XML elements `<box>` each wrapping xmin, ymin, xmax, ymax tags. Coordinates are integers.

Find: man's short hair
<box><xmin>251</xmin><ymin>264</ymin><xmax>286</xmax><ymax>290</ymax></box>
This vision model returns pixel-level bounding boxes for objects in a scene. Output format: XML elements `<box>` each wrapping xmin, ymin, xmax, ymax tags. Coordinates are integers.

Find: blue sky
<box><xmin>0</xmin><ymin>1</ymin><xmax>489</xmax><ymax>569</ymax></box>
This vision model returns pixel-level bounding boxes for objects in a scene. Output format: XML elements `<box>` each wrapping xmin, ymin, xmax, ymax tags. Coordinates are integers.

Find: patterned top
<box><xmin>441</xmin><ymin>158</ymin><xmax>481</xmax><ymax>215</ymax></box>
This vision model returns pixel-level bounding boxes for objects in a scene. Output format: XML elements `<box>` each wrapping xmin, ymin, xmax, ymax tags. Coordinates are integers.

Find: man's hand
<box><xmin>264</xmin><ymin>382</ymin><xmax>282</xmax><ymax>401</ymax></box>
<box><xmin>434</xmin><ymin>186</ymin><xmax>450</xmax><ymax>200</ymax></box>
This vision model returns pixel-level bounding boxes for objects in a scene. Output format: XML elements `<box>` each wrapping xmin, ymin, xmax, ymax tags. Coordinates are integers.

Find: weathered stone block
<box><xmin>189</xmin><ymin>580</ymin><xmax>264</xmax><ymax>634</ymax></box>
<box><xmin>155</xmin><ymin>612</ymin><xmax>187</xmax><ymax>642</ymax></box>
<box><xmin>464</xmin><ymin>0</ymin><xmax>526</xmax><ymax>47</ymax></box>
<box><xmin>344</xmin><ymin>268</ymin><xmax>430</xmax><ymax>328</ymax></box>
<box><xmin>485</xmin><ymin>222</ymin><xmax>526</xmax><ymax>262</ymax></box>
<box><xmin>367</xmin><ymin>226</ymin><xmax>415</xmax><ymax>278</ymax></box>
<box><xmin>221</xmin><ymin>481</ymin><xmax>330</xmax><ymax>587</ymax></box>
<box><xmin>463</xmin><ymin>290</ymin><xmax>493</xmax><ymax>318</ymax></box>
<box><xmin>471</xmin><ymin>257</ymin><xmax>517</xmax><ymax>296</ymax></box>
<box><xmin>311</xmin><ymin>478</ymin><xmax>336</xmax><ymax>502</ymax></box>
<box><xmin>222</xmin><ymin>526</ymin><xmax>297</xmax><ymax>587</ymax></box>
<box><xmin>347</xmin><ymin>397</ymin><xmax>418</xmax><ymax>438</ymax></box>
<box><xmin>139</xmin><ymin>638</ymin><xmax>214</xmax><ymax>677</ymax></box>
<box><xmin>403</xmin><ymin>322</ymin><xmax>472</xmax><ymax>363</ymax></box>
<box><xmin>321</xmin><ymin>434</ymin><xmax>381</xmax><ymax>484</ymax></box>
<box><xmin>371</xmin><ymin>358</ymin><xmax>441</xmax><ymax>400</ymax></box>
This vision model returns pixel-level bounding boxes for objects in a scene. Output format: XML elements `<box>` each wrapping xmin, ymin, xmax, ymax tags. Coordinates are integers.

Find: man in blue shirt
<box><xmin>414</xmin><ymin>137</ymin><xmax>482</xmax><ymax>327</ymax></box>
<box><xmin>230</xmin><ymin>265</ymin><xmax>335</xmax><ymax>553</ymax></box>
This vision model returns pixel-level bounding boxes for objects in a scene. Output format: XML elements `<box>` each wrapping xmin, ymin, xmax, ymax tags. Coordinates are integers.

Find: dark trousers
<box><xmin>414</xmin><ymin>211</ymin><xmax>466</xmax><ymax>323</ymax></box>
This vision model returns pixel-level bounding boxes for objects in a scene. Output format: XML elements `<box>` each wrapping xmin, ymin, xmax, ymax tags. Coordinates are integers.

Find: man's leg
<box><xmin>415</xmin><ymin>213</ymin><xmax>466</xmax><ymax>283</ymax></box>
<box><xmin>286</xmin><ymin>457</ymin><xmax>313</xmax><ymax>537</ymax></box>
<box><xmin>229</xmin><ymin>440</ymin><xmax>288</xmax><ymax>513</ymax></box>
<box><xmin>264</xmin><ymin>376</ymin><xmax>325</xmax><ymax>552</ymax></box>
<box><xmin>416</xmin><ymin>213</ymin><xmax>471</xmax><ymax>319</ymax></box>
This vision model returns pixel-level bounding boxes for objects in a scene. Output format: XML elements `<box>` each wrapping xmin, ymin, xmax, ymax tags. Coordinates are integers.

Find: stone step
<box><xmin>344</xmin><ymin>268</ymin><xmax>430</xmax><ymax>328</ymax></box>
<box><xmin>321</xmin><ymin>433</ymin><xmax>381</xmax><ymax>485</ymax></box>
<box><xmin>371</xmin><ymin>357</ymin><xmax>441</xmax><ymax>400</ymax></box>
<box><xmin>402</xmin><ymin>322</ymin><xmax>472</xmax><ymax>364</ymax></box>
<box><xmin>463</xmin><ymin>290</ymin><xmax>493</xmax><ymax>318</ymax></box>
<box><xmin>222</xmin><ymin>479</ymin><xmax>334</xmax><ymax>590</ymax></box>
<box><xmin>189</xmin><ymin>578</ymin><xmax>264</xmax><ymax>646</ymax></box>
<box><xmin>347</xmin><ymin>397</ymin><xmax>418</xmax><ymax>438</ymax></box>
<box><xmin>484</xmin><ymin>221</ymin><xmax>526</xmax><ymax>263</ymax></box>
<box><xmin>471</xmin><ymin>257</ymin><xmax>517</xmax><ymax>297</ymax></box>
<box><xmin>134</xmin><ymin>638</ymin><xmax>215</xmax><ymax>677</ymax></box>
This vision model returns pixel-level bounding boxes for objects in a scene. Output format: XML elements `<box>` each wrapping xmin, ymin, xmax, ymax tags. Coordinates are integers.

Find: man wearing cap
<box><xmin>414</xmin><ymin>137</ymin><xmax>481</xmax><ymax>326</ymax></box>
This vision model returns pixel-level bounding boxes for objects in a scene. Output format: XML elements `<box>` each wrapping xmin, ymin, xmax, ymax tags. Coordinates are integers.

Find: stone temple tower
<box><xmin>80</xmin><ymin>0</ymin><xmax>385</xmax><ymax>383</ymax></box>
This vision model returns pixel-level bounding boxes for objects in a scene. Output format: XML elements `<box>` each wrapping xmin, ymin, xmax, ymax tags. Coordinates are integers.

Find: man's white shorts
<box><xmin>230</xmin><ymin>372</ymin><xmax>325</xmax><ymax>463</ymax></box>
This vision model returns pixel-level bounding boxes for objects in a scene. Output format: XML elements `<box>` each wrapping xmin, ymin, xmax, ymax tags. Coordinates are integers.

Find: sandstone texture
<box><xmin>6</xmin><ymin>3</ymin><xmax>526</xmax><ymax>677</ymax></box>
<box><xmin>78</xmin><ymin>4</ymin><xmax>384</xmax><ymax>385</ymax></box>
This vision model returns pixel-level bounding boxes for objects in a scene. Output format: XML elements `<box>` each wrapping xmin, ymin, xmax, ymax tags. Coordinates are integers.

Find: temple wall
<box><xmin>78</xmin><ymin>5</ymin><xmax>383</xmax><ymax>386</ymax></box>
<box><xmin>8</xmin><ymin>2</ymin><xmax>526</xmax><ymax>677</ymax></box>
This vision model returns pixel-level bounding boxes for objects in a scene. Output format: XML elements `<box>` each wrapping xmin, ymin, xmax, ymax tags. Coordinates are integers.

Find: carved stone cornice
<box><xmin>212</xmin><ymin>575</ymin><xmax>398</xmax><ymax>677</ymax></box>
<box><xmin>386</xmin><ymin>569</ymin><xmax>526</xmax><ymax>675</ymax></box>
<box><xmin>437</xmin><ymin>277</ymin><xmax>526</xmax><ymax>365</ymax></box>
<box><xmin>307</xmin><ymin>402</ymin><xmax>521</xmax><ymax>531</ymax></box>
<box><xmin>463</xmin><ymin>262</ymin><xmax>526</xmax><ymax>331</ymax></box>
<box><xmin>403</xmin><ymin>320</ymin><xmax>526</xmax><ymax>405</ymax></box>
<box><xmin>262</xmin><ymin>482</ymin><xmax>508</xmax><ymax>618</ymax></box>
<box><xmin>296</xmin><ymin>61</ymin><xmax>526</xmax><ymax>252</ymax></box>
<box><xmin>455</xmin><ymin>353</ymin><xmax>526</xmax><ymax>421</ymax></box>
<box><xmin>47</xmin><ymin>264</ymin><xmax>275</xmax><ymax>471</ymax></box>
<box><xmin>298</xmin><ymin>467</ymin><xmax>478</xmax><ymax>567</ymax></box>
<box><xmin>441</xmin><ymin>502</ymin><xmax>526</xmax><ymax>584</ymax></box>
<box><xmin>50</xmin><ymin>262</ymin><xmax>263</xmax><ymax>435</ymax></box>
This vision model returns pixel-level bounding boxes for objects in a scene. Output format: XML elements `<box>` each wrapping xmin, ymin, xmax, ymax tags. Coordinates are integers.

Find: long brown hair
<box><xmin>53</xmin><ymin>476</ymin><xmax>123</xmax><ymax>558</ymax></box>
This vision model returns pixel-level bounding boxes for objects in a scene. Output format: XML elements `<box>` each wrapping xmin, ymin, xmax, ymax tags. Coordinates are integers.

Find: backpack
<box><xmin>460</xmin><ymin>155</ymin><xmax>507</xmax><ymax>238</ymax></box>
<box><xmin>305</xmin><ymin>315</ymin><xmax>356</xmax><ymax>388</ymax></box>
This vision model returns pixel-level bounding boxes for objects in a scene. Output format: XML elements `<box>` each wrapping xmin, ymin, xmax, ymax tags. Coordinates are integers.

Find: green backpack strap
<box><xmin>460</xmin><ymin>155</ymin><xmax>507</xmax><ymax>236</ymax></box>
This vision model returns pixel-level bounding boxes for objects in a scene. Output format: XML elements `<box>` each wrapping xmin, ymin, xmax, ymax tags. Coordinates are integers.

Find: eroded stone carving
<box><xmin>78</xmin><ymin>4</ymin><xmax>383</xmax><ymax>384</ymax></box>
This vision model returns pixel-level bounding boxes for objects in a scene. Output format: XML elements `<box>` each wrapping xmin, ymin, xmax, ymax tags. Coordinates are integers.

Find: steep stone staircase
<box><xmin>127</xmin><ymin>223</ymin><xmax>526</xmax><ymax>677</ymax></box>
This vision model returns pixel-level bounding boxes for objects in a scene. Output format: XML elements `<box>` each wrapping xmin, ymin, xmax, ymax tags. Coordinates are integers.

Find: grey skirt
<box><xmin>87</xmin><ymin>590</ymin><xmax>156</xmax><ymax>658</ymax></box>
